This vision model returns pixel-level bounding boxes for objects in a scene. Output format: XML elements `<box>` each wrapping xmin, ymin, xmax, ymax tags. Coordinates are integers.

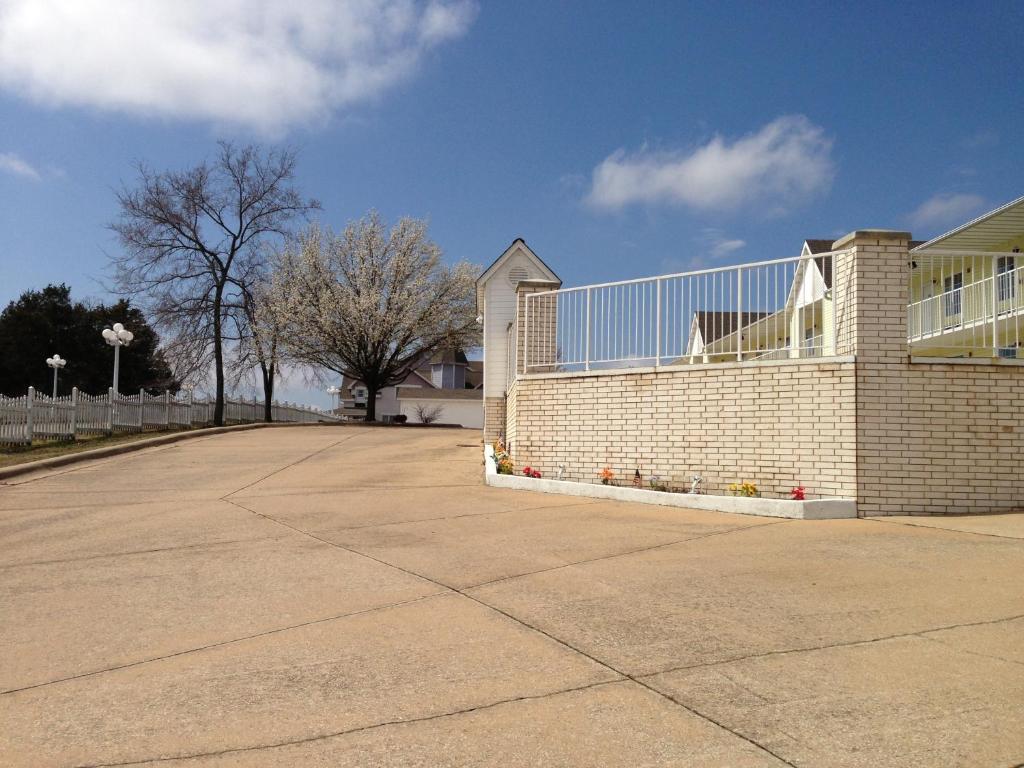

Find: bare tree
<box><xmin>414</xmin><ymin>403</ymin><xmax>445</xmax><ymax>424</ymax></box>
<box><xmin>234</xmin><ymin>276</ymin><xmax>282</xmax><ymax>422</ymax></box>
<box><xmin>266</xmin><ymin>214</ymin><xmax>479</xmax><ymax>422</ymax></box>
<box><xmin>110</xmin><ymin>142</ymin><xmax>319</xmax><ymax>425</ymax></box>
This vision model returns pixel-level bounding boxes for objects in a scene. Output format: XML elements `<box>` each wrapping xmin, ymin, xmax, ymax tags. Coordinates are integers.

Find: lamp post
<box><xmin>327</xmin><ymin>385</ymin><xmax>341</xmax><ymax>413</ymax></box>
<box><xmin>101</xmin><ymin>322</ymin><xmax>134</xmax><ymax>393</ymax></box>
<box><xmin>45</xmin><ymin>354</ymin><xmax>66</xmax><ymax>398</ymax></box>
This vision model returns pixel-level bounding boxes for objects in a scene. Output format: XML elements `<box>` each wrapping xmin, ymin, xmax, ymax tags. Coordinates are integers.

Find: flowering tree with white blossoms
<box><xmin>266</xmin><ymin>213</ymin><xmax>479</xmax><ymax>421</ymax></box>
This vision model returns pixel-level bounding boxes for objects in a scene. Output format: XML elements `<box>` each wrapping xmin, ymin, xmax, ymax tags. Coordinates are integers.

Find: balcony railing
<box><xmin>522</xmin><ymin>253</ymin><xmax>841</xmax><ymax>374</ymax></box>
<box><xmin>907</xmin><ymin>252</ymin><xmax>1022</xmax><ymax>358</ymax></box>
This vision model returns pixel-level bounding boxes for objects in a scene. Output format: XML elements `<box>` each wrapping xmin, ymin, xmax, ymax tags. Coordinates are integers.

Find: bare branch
<box><xmin>109</xmin><ymin>143</ymin><xmax>319</xmax><ymax>423</ymax></box>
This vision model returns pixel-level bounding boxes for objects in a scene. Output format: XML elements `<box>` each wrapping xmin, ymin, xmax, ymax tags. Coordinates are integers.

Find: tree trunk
<box><xmin>261</xmin><ymin>362</ymin><xmax>274</xmax><ymax>422</ymax></box>
<box><xmin>364</xmin><ymin>385</ymin><xmax>377</xmax><ymax>422</ymax></box>
<box><xmin>212</xmin><ymin>288</ymin><xmax>225</xmax><ymax>426</ymax></box>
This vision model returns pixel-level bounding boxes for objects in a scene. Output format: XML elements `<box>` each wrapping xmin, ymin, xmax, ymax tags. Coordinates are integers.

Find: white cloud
<box><xmin>908</xmin><ymin>193</ymin><xmax>985</xmax><ymax>231</ymax></box>
<box><xmin>0</xmin><ymin>0</ymin><xmax>477</xmax><ymax>133</ymax></box>
<box><xmin>586</xmin><ymin>115</ymin><xmax>834</xmax><ymax>213</ymax></box>
<box><xmin>702</xmin><ymin>229</ymin><xmax>746</xmax><ymax>258</ymax></box>
<box><xmin>0</xmin><ymin>151</ymin><xmax>40</xmax><ymax>179</ymax></box>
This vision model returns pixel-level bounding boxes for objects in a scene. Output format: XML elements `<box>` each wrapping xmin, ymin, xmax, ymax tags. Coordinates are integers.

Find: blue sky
<box><xmin>1</xmin><ymin>1</ymin><xmax>1022</xmax><ymax>403</ymax></box>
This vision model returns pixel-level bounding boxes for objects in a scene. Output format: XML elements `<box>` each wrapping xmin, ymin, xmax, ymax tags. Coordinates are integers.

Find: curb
<box><xmin>483</xmin><ymin>447</ymin><xmax>856</xmax><ymax>520</ymax></box>
<box><xmin>0</xmin><ymin>422</ymin><xmax>340</xmax><ymax>482</ymax></box>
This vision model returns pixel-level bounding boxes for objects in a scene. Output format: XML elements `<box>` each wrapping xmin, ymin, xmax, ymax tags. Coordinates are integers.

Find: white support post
<box><xmin>107</xmin><ymin>387</ymin><xmax>114</xmax><ymax>433</ymax></box>
<box><xmin>139</xmin><ymin>387</ymin><xmax>145</xmax><ymax>430</ymax></box>
<box><xmin>736</xmin><ymin>267</ymin><xmax>743</xmax><ymax>362</ymax></box>
<box><xmin>164</xmin><ymin>390</ymin><xmax>170</xmax><ymax>426</ymax></box>
<box><xmin>25</xmin><ymin>386</ymin><xmax>34</xmax><ymax>444</ymax></box>
<box><xmin>655</xmin><ymin>277</ymin><xmax>662</xmax><ymax>366</ymax></box>
<box><xmin>991</xmin><ymin>254</ymin><xmax>999</xmax><ymax>358</ymax></box>
<box><xmin>830</xmin><ymin>256</ymin><xmax>837</xmax><ymax>356</ymax></box>
<box><xmin>585</xmin><ymin>287</ymin><xmax>591</xmax><ymax>371</ymax></box>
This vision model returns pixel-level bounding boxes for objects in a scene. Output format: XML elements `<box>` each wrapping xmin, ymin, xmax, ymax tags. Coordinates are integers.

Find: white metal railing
<box><xmin>523</xmin><ymin>253</ymin><xmax>841</xmax><ymax>374</ymax></box>
<box><xmin>907</xmin><ymin>251</ymin><xmax>1022</xmax><ymax>358</ymax></box>
<box><xmin>0</xmin><ymin>387</ymin><xmax>338</xmax><ymax>447</ymax></box>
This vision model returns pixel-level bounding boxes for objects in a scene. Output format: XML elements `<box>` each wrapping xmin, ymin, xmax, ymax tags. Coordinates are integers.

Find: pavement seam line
<box><xmin>222</xmin><ymin>497</ymin><xmax>450</xmax><ymax>592</ymax></box>
<box><xmin>220</xmin><ymin>500</ymin><xmax>797</xmax><ymax>767</ymax></box>
<box><xmin>463</xmin><ymin>519</ymin><xmax>790</xmax><ymax>590</ymax></box>
<box><xmin>303</xmin><ymin>498</ymin><xmax>603</xmax><ymax>534</ymax></box>
<box><xmin>860</xmin><ymin>515</ymin><xmax>1024</xmax><ymax>543</ymax></box>
<box><xmin>0</xmin><ymin>592</ymin><xmax>448</xmax><ymax>697</ymax></box>
<box><xmin>0</xmin><ymin>532</ymin><xmax>293</xmax><ymax>571</ymax></box>
<box><xmin>70</xmin><ymin>679</ymin><xmax>628</xmax><ymax>768</ymax></box>
<box><xmin>230</xmin><ymin>482</ymin><xmax>490</xmax><ymax>499</ymax></box>
<box><xmin>635</xmin><ymin>611</ymin><xmax>1024</xmax><ymax>680</ymax></box>
<box><xmin>219</xmin><ymin>431</ymin><xmax>368</xmax><ymax>499</ymax></box>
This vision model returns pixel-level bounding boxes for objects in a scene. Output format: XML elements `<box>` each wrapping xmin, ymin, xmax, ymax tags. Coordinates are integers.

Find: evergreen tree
<box><xmin>0</xmin><ymin>284</ymin><xmax>178</xmax><ymax>396</ymax></box>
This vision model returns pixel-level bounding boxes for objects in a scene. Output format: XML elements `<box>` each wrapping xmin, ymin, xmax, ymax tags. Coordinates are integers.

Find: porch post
<box><xmin>992</xmin><ymin>254</ymin><xmax>999</xmax><ymax>357</ymax></box>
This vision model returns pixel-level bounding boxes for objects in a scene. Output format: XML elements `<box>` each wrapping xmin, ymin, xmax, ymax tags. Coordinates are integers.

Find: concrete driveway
<box><xmin>1</xmin><ymin>426</ymin><xmax>1022</xmax><ymax>767</ymax></box>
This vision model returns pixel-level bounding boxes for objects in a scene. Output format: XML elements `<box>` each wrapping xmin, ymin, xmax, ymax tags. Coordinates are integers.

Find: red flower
<box><xmin>790</xmin><ymin>486</ymin><xmax>806</xmax><ymax>501</ymax></box>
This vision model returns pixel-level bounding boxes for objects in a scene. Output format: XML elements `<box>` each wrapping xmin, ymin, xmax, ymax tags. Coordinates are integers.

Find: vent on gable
<box><xmin>508</xmin><ymin>266</ymin><xmax>530</xmax><ymax>286</ymax></box>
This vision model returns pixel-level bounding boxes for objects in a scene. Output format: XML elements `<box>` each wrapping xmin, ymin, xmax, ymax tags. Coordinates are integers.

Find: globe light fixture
<box><xmin>45</xmin><ymin>354</ymin><xmax>66</xmax><ymax>398</ymax></box>
<box><xmin>102</xmin><ymin>322</ymin><xmax>134</xmax><ymax>393</ymax></box>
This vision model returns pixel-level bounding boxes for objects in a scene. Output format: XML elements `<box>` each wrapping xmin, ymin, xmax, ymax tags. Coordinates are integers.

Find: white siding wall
<box><xmin>482</xmin><ymin>249</ymin><xmax>542</xmax><ymax>398</ymax></box>
<box><xmin>398</xmin><ymin>397</ymin><xmax>484</xmax><ymax>428</ymax></box>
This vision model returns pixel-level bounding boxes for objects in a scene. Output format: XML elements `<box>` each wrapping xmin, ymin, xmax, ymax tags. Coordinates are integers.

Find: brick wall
<box><xmin>483</xmin><ymin>396</ymin><xmax>505</xmax><ymax>444</ymax></box>
<box><xmin>510</xmin><ymin>360</ymin><xmax>857</xmax><ymax>498</ymax></box>
<box><xmin>840</xmin><ymin>231</ymin><xmax>1024</xmax><ymax>515</ymax></box>
<box><xmin>501</xmin><ymin>230</ymin><xmax>1024</xmax><ymax>515</ymax></box>
<box><xmin>505</xmin><ymin>378</ymin><xmax>518</xmax><ymax>451</ymax></box>
<box><xmin>857</xmin><ymin>363</ymin><xmax>1024</xmax><ymax>514</ymax></box>
<box><xmin>515</xmin><ymin>281</ymin><xmax>560</xmax><ymax>375</ymax></box>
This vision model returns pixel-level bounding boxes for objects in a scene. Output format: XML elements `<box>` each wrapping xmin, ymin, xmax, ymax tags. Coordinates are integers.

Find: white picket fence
<box><xmin>0</xmin><ymin>387</ymin><xmax>337</xmax><ymax>447</ymax></box>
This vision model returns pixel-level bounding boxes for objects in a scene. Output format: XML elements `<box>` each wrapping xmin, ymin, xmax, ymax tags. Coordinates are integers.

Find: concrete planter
<box><xmin>483</xmin><ymin>447</ymin><xmax>855</xmax><ymax>520</ymax></box>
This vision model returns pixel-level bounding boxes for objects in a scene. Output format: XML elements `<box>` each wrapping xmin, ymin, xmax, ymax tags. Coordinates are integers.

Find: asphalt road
<box><xmin>1</xmin><ymin>425</ymin><xmax>1022</xmax><ymax>767</ymax></box>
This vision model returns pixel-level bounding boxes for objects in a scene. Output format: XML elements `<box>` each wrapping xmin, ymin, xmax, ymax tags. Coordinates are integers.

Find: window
<box><xmin>997</xmin><ymin>256</ymin><xmax>1016</xmax><ymax>302</ymax></box>
<box><xmin>943</xmin><ymin>273</ymin><xmax>963</xmax><ymax>318</ymax></box>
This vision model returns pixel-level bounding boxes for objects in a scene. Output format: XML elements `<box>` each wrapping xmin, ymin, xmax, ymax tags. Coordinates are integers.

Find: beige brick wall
<box><xmin>501</xmin><ymin>230</ymin><xmax>1024</xmax><ymax>514</ymax></box>
<box><xmin>510</xmin><ymin>361</ymin><xmax>857</xmax><ymax>498</ymax></box>
<box><xmin>857</xmin><ymin>362</ymin><xmax>1024</xmax><ymax>514</ymax></box>
<box><xmin>483</xmin><ymin>396</ymin><xmax>505</xmax><ymax>444</ymax></box>
<box><xmin>839</xmin><ymin>231</ymin><xmax>1024</xmax><ymax>515</ymax></box>
<box><xmin>515</xmin><ymin>281</ymin><xmax>560</xmax><ymax>375</ymax></box>
<box><xmin>505</xmin><ymin>378</ymin><xmax>518</xmax><ymax>451</ymax></box>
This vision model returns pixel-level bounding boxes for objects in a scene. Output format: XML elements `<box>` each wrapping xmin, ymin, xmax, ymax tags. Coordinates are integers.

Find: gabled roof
<box><xmin>912</xmin><ymin>194</ymin><xmax>1024</xmax><ymax>252</ymax></box>
<box><xmin>802</xmin><ymin>239</ymin><xmax>835</xmax><ymax>255</ymax></box>
<box><xmin>428</xmin><ymin>348</ymin><xmax>469</xmax><ymax>366</ymax></box>
<box><xmin>345</xmin><ymin>368</ymin><xmax>434</xmax><ymax>392</ymax></box>
<box><xmin>476</xmin><ymin>238</ymin><xmax>560</xmax><ymax>306</ymax></box>
<box><xmin>693</xmin><ymin>310</ymin><xmax>772</xmax><ymax>344</ymax></box>
<box><xmin>800</xmin><ymin>240</ymin><xmax>835</xmax><ymax>289</ymax></box>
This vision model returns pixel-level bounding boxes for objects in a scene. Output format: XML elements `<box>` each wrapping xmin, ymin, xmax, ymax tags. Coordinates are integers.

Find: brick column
<box><xmin>483</xmin><ymin>397</ymin><xmax>505</xmax><ymax>445</ymax></box>
<box><xmin>506</xmin><ymin>280</ymin><xmax>560</xmax><ymax>452</ymax></box>
<box><xmin>514</xmin><ymin>280</ymin><xmax>561</xmax><ymax>375</ymax></box>
<box><xmin>832</xmin><ymin>230</ymin><xmax>912</xmax><ymax>515</ymax></box>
